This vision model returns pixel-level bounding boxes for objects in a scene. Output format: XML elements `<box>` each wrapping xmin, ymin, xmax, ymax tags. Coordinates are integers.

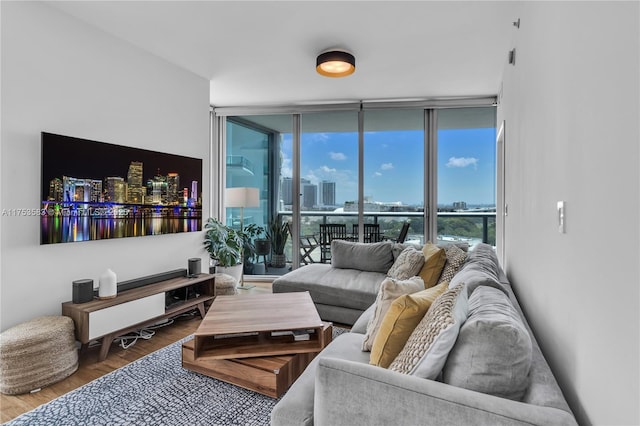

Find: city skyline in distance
<box><xmin>279</xmin><ymin>126</ymin><xmax>496</xmax><ymax>207</ymax></box>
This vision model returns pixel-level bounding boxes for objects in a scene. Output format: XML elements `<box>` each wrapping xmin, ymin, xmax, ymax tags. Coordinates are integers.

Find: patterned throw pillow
<box><xmin>361</xmin><ymin>276</ymin><xmax>424</xmax><ymax>352</ymax></box>
<box><xmin>370</xmin><ymin>281</ymin><xmax>449</xmax><ymax>368</ymax></box>
<box><xmin>389</xmin><ymin>283</ymin><xmax>468</xmax><ymax>379</ymax></box>
<box><xmin>437</xmin><ymin>244</ymin><xmax>467</xmax><ymax>285</ymax></box>
<box><xmin>418</xmin><ymin>242</ymin><xmax>447</xmax><ymax>289</ymax></box>
<box><xmin>387</xmin><ymin>247</ymin><xmax>425</xmax><ymax>280</ymax></box>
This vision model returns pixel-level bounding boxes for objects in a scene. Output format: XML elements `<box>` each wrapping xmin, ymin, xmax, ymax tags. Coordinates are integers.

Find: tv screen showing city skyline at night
<box><xmin>40</xmin><ymin>132</ymin><xmax>202</xmax><ymax>245</ymax></box>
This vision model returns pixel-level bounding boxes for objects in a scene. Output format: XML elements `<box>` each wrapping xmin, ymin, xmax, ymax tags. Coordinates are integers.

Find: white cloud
<box><xmin>320</xmin><ymin>165</ymin><xmax>337</xmax><ymax>173</ymax></box>
<box><xmin>280</xmin><ymin>152</ymin><xmax>292</xmax><ymax>178</ymax></box>
<box><xmin>373</xmin><ymin>172</ymin><xmax>382</xmax><ymax>177</ymax></box>
<box><xmin>380</xmin><ymin>163</ymin><xmax>394</xmax><ymax>170</ymax></box>
<box><xmin>329</xmin><ymin>151</ymin><xmax>347</xmax><ymax>161</ymax></box>
<box><xmin>446</xmin><ymin>156</ymin><xmax>478</xmax><ymax>169</ymax></box>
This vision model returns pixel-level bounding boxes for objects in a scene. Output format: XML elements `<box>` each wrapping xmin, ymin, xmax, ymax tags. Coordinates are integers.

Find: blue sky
<box><xmin>280</xmin><ymin>127</ymin><xmax>495</xmax><ymax>207</ymax></box>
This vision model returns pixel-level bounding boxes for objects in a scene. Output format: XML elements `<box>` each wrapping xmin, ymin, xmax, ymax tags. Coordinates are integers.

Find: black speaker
<box><xmin>72</xmin><ymin>279</ymin><xmax>94</xmax><ymax>304</ymax></box>
<box><xmin>188</xmin><ymin>258</ymin><xmax>201</xmax><ymax>277</ymax></box>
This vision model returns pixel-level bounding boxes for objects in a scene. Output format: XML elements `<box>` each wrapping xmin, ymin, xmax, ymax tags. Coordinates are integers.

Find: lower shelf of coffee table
<box><xmin>192</xmin><ymin>329</ymin><xmax>326</xmax><ymax>360</ymax></box>
<box><xmin>182</xmin><ymin>322</ymin><xmax>333</xmax><ymax>398</ymax></box>
<box><xmin>182</xmin><ymin>339</ymin><xmax>315</xmax><ymax>398</ymax></box>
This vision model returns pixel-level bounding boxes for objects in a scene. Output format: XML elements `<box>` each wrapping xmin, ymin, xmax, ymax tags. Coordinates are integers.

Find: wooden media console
<box><xmin>62</xmin><ymin>272</ymin><xmax>215</xmax><ymax>361</ymax></box>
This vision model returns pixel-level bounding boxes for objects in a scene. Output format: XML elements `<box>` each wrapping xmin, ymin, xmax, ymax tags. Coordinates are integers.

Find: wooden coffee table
<box><xmin>182</xmin><ymin>292</ymin><xmax>332</xmax><ymax>397</ymax></box>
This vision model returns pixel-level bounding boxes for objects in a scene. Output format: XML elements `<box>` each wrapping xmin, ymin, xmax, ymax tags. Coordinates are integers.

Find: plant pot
<box><xmin>255</xmin><ymin>239</ymin><xmax>271</xmax><ymax>256</ymax></box>
<box><xmin>215</xmin><ymin>263</ymin><xmax>243</xmax><ymax>284</ymax></box>
<box><xmin>271</xmin><ymin>253</ymin><xmax>287</xmax><ymax>268</ymax></box>
<box><xmin>243</xmin><ymin>262</ymin><xmax>255</xmax><ymax>275</ymax></box>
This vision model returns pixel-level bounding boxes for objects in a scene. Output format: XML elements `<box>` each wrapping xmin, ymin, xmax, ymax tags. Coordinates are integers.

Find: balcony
<box><xmin>247</xmin><ymin>210</ymin><xmax>496</xmax><ymax>277</ymax></box>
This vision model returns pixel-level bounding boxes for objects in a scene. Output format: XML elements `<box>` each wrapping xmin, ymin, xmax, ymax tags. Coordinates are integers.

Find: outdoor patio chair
<box><xmin>351</xmin><ymin>223</ymin><xmax>382</xmax><ymax>243</ymax></box>
<box><xmin>319</xmin><ymin>224</ymin><xmax>348</xmax><ymax>263</ymax></box>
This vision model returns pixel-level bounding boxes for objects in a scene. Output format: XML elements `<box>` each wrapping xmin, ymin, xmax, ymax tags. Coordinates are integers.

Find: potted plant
<box><xmin>238</xmin><ymin>223</ymin><xmax>265</xmax><ymax>275</ymax></box>
<box><xmin>266</xmin><ymin>218</ymin><xmax>289</xmax><ymax>268</ymax></box>
<box><xmin>203</xmin><ymin>217</ymin><xmax>243</xmax><ymax>282</ymax></box>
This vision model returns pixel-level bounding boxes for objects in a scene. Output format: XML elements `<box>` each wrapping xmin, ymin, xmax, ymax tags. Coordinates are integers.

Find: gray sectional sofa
<box><xmin>270</xmin><ymin>242</ymin><xmax>578</xmax><ymax>426</ymax></box>
<box><xmin>272</xmin><ymin>240</ymin><xmax>397</xmax><ymax>325</ymax></box>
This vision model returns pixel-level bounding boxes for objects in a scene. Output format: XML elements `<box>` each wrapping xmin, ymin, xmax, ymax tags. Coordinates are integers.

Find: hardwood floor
<box><xmin>0</xmin><ymin>281</ymin><xmax>273</xmax><ymax>423</ymax></box>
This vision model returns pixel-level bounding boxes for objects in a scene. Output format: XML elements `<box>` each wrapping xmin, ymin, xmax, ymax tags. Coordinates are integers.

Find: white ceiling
<box><xmin>49</xmin><ymin>1</ymin><xmax>518</xmax><ymax>108</ymax></box>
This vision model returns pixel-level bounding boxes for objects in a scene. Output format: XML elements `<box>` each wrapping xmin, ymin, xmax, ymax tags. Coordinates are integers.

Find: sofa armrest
<box><xmin>314</xmin><ymin>358</ymin><xmax>577</xmax><ymax>426</ymax></box>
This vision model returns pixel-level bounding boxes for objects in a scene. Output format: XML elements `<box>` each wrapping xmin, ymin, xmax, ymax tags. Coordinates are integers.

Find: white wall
<box><xmin>498</xmin><ymin>2</ymin><xmax>639</xmax><ymax>425</ymax></box>
<box><xmin>0</xmin><ymin>2</ymin><xmax>211</xmax><ymax>330</ymax></box>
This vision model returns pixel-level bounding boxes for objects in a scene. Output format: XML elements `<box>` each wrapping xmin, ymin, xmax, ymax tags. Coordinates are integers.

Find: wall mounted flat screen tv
<box><xmin>41</xmin><ymin>132</ymin><xmax>203</xmax><ymax>245</ymax></box>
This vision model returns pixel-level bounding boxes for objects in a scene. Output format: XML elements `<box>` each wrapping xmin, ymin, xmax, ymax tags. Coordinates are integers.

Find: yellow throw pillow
<box><xmin>418</xmin><ymin>242</ymin><xmax>446</xmax><ymax>289</ymax></box>
<box><xmin>370</xmin><ymin>281</ymin><xmax>449</xmax><ymax>368</ymax></box>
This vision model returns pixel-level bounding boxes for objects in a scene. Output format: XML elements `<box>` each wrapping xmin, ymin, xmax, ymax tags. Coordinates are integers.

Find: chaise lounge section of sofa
<box><xmin>272</xmin><ymin>240</ymin><xmax>395</xmax><ymax>325</ymax></box>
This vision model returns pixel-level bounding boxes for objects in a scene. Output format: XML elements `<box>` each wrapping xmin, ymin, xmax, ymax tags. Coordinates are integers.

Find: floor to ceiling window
<box><xmin>436</xmin><ymin>107</ymin><xmax>496</xmax><ymax>246</ymax></box>
<box><xmin>217</xmin><ymin>101</ymin><xmax>496</xmax><ymax>275</ymax></box>
<box><xmin>363</xmin><ymin>109</ymin><xmax>424</xmax><ymax>244</ymax></box>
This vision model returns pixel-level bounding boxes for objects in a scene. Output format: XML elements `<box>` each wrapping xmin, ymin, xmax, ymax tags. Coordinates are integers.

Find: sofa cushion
<box><xmin>331</xmin><ymin>240</ymin><xmax>394</xmax><ymax>273</ymax></box>
<box><xmin>418</xmin><ymin>242</ymin><xmax>447</xmax><ymax>288</ymax></box>
<box><xmin>362</xmin><ymin>276</ymin><xmax>424</xmax><ymax>351</ymax></box>
<box><xmin>442</xmin><ymin>285</ymin><xmax>532</xmax><ymax>401</ymax></box>
<box><xmin>389</xmin><ymin>283</ymin><xmax>468</xmax><ymax>379</ymax></box>
<box><xmin>437</xmin><ymin>244</ymin><xmax>467</xmax><ymax>285</ymax></box>
<box><xmin>450</xmin><ymin>243</ymin><xmax>507</xmax><ymax>296</ymax></box>
<box><xmin>272</xmin><ymin>264</ymin><xmax>385</xmax><ymax>312</ymax></box>
<box><xmin>387</xmin><ymin>247</ymin><xmax>425</xmax><ymax>280</ymax></box>
<box><xmin>270</xmin><ymin>332</ymin><xmax>369</xmax><ymax>426</ymax></box>
<box><xmin>351</xmin><ymin>304</ymin><xmax>375</xmax><ymax>334</ymax></box>
<box><xmin>370</xmin><ymin>281</ymin><xmax>449</xmax><ymax>368</ymax></box>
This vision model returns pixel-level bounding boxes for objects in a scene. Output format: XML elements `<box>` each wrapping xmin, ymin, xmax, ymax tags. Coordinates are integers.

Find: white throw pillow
<box><xmin>362</xmin><ymin>276</ymin><xmax>424</xmax><ymax>352</ymax></box>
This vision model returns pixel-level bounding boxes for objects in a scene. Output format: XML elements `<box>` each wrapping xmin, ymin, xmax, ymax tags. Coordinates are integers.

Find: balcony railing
<box><xmin>277</xmin><ymin>210</ymin><xmax>496</xmax><ymax>265</ymax></box>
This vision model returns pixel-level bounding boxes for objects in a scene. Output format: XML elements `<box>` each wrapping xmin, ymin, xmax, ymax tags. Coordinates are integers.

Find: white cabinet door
<box><xmin>88</xmin><ymin>293</ymin><xmax>165</xmax><ymax>340</ymax></box>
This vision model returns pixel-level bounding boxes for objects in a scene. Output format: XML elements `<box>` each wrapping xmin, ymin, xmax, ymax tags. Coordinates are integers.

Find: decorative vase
<box><xmin>215</xmin><ymin>264</ymin><xmax>243</xmax><ymax>284</ymax></box>
<box><xmin>98</xmin><ymin>268</ymin><xmax>117</xmax><ymax>299</ymax></box>
<box><xmin>271</xmin><ymin>253</ymin><xmax>286</xmax><ymax>268</ymax></box>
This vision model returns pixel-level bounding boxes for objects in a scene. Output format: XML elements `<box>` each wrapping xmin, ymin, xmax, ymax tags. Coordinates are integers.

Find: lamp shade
<box><xmin>225</xmin><ymin>187</ymin><xmax>260</xmax><ymax>208</ymax></box>
<box><xmin>316</xmin><ymin>50</ymin><xmax>356</xmax><ymax>78</ymax></box>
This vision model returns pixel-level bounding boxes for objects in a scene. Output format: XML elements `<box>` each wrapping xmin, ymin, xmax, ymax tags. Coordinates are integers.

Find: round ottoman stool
<box><xmin>214</xmin><ymin>273</ymin><xmax>238</xmax><ymax>296</ymax></box>
<box><xmin>0</xmin><ymin>316</ymin><xmax>78</xmax><ymax>395</ymax></box>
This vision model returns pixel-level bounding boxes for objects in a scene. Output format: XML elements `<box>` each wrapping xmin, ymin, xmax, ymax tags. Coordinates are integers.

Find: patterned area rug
<box><xmin>7</xmin><ymin>327</ymin><xmax>348</xmax><ymax>426</ymax></box>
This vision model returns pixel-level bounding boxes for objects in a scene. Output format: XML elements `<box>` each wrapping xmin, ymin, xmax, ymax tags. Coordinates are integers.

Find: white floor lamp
<box><xmin>225</xmin><ymin>187</ymin><xmax>260</xmax><ymax>290</ymax></box>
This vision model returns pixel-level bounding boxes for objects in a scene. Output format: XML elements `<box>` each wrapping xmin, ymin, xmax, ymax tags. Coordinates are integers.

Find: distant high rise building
<box><xmin>105</xmin><ymin>177</ymin><xmax>126</xmax><ymax>203</ymax></box>
<box><xmin>147</xmin><ymin>170</ymin><xmax>168</xmax><ymax>204</ymax></box>
<box><xmin>453</xmin><ymin>201</ymin><xmax>467</xmax><ymax>210</ymax></box>
<box><xmin>302</xmin><ymin>181</ymin><xmax>317</xmax><ymax>209</ymax></box>
<box><xmin>127</xmin><ymin>161</ymin><xmax>144</xmax><ymax>203</ymax></box>
<box><xmin>320</xmin><ymin>180</ymin><xmax>336</xmax><ymax>206</ymax></box>
<box><xmin>281</xmin><ymin>177</ymin><xmax>293</xmax><ymax>205</ymax></box>
<box><xmin>191</xmin><ymin>180</ymin><xmax>198</xmax><ymax>201</ymax></box>
<box><xmin>62</xmin><ymin>176</ymin><xmax>102</xmax><ymax>203</ymax></box>
<box><xmin>166</xmin><ymin>172</ymin><xmax>180</xmax><ymax>204</ymax></box>
<box><xmin>48</xmin><ymin>178</ymin><xmax>63</xmax><ymax>201</ymax></box>
<box><xmin>90</xmin><ymin>180</ymin><xmax>103</xmax><ymax>203</ymax></box>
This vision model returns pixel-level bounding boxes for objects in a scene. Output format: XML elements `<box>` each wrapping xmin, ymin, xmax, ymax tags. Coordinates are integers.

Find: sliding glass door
<box><xmin>218</xmin><ymin>103</ymin><xmax>497</xmax><ymax>275</ymax></box>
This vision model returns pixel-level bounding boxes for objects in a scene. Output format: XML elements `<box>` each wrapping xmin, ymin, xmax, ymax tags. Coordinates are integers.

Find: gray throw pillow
<box><xmin>331</xmin><ymin>240</ymin><xmax>394</xmax><ymax>273</ymax></box>
<box><xmin>442</xmin><ymin>286</ymin><xmax>532</xmax><ymax>401</ymax></box>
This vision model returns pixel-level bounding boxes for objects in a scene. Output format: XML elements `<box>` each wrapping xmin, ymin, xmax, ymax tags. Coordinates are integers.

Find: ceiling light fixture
<box><xmin>316</xmin><ymin>50</ymin><xmax>356</xmax><ymax>78</ymax></box>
